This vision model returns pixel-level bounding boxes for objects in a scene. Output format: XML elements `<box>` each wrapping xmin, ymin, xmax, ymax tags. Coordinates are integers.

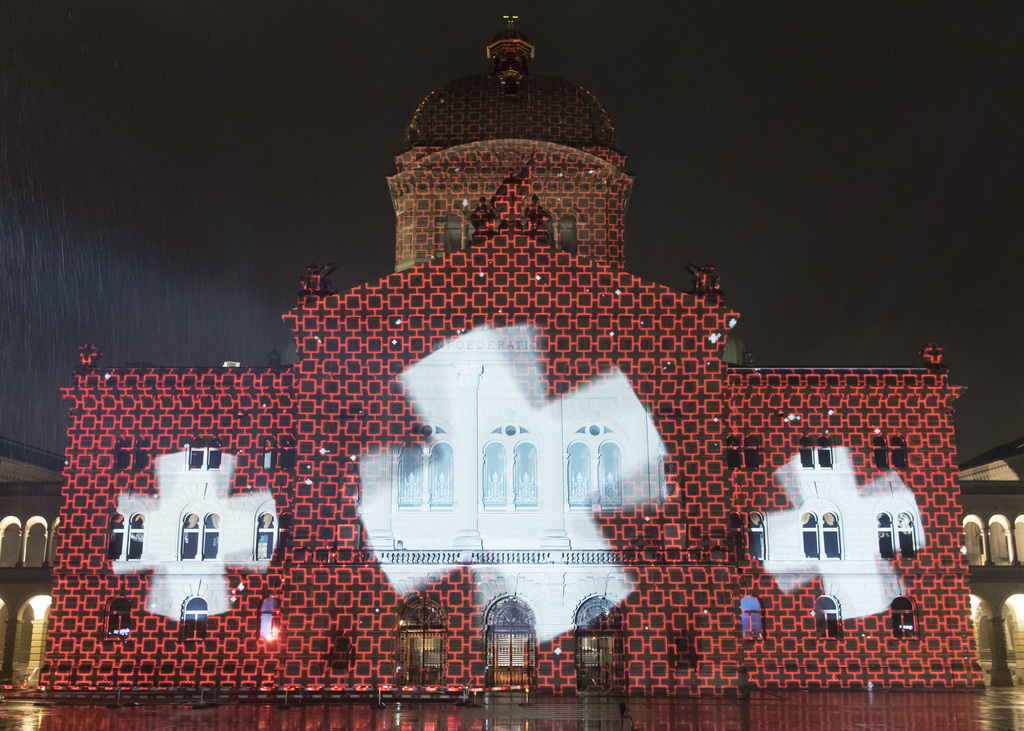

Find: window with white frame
<box><xmin>256</xmin><ymin>512</ymin><xmax>277</xmax><ymax>561</ymax></box>
<box><xmin>180</xmin><ymin>512</ymin><xmax>221</xmax><ymax>560</ymax></box>
<box><xmin>181</xmin><ymin>597</ymin><xmax>208</xmax><ymax>641</ymax></box>
<box><xmin>748</xmin><ymin>513</ymin><xmax>766</xmax><ymax>560</ymax></box>
<box><xmin>814</xmin><ymin>596</ymin><xmax>841</xmax><ymax>639</ymax></box>
<box><xmin>822</xmin><ymin>512</ymin><xmax>841</xmax><ymax>558</ymax></box>
<box><xmin>203</xmin><ymin>514</ymin><xmax>220</xmax><ymax>559</ymax></box>
<box><xmin>802</xmin><ymin>511</ymin><xmax>841</xmax><ymax>559</ymax></box>
<box><xmin>566</xmin><ymin>424</ymin><xmax>620</xmax><ymax>508</ymax></box>
<box><xmin>897</xmin><ymin>509</ymin><xmax>913</xmax><ymax>556</ymax></box>
<box><xmin>802</xmin><ymin>512</ymin><xmax>820</xmax><ymax>559</ymax></box>
<box><xmin>482</xmin><ymin>425</ymin><xmax>537</xmax><ymax>509</ymax></box>
<box><xmin>126</xmin><ymin>514</ymin><xmax>145</xmax><ymax>560</ymax></box>
<box><xmin>187</xmin><ymin>438</ymin><xmax>223</xmax><ymax>470</ymax></box>
<box><xmin>799</xmin><ymin>435</ymin><xmax>833</xmax><ymax>469</ymax></box>
<box><xmin>398</xmin><ymin>428</ymin><xmax>454</xmax><ymax>509</ymax></box>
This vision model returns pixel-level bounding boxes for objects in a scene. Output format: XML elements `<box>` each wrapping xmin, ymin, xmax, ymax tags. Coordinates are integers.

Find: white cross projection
<box><xmin>761</xmin><ymin>448</ymin><xmax>925</xmax><ymax>619</ymax></box>
<box><xmin>359</xmin><ymin>325</ymin><xmax>666</xmax><ymax>640</ymax></box>
<box><xmin>114</xmin><ymin>451</ymin><xmax>277</xmax><ymax>619</ymax></box>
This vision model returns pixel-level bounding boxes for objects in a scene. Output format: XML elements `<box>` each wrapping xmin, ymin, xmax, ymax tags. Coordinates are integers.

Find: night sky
<box><xmin>2</xmin><ymin>2</ymin><xmax>1022</xmax><ymax>463</ymax></box>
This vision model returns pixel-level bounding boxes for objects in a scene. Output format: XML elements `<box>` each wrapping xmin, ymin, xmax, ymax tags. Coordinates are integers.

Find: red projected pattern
<box><xmin>48</xmin><ymin>235</ymin><xmax>980</xmax><ymax>694</ymax></box>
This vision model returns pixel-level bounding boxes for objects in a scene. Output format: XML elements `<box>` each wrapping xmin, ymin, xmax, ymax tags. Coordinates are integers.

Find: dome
<box><xmin>403</xmin><ymin>23</ymin><xmax>617</xmax><ymax>151</ymax></box>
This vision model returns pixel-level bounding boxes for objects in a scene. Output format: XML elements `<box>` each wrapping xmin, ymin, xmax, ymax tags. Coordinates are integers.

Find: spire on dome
<box><xmin>486</xmin><ymin>16</ymin><xmax>535</xmax><ymax>95</ymax></box>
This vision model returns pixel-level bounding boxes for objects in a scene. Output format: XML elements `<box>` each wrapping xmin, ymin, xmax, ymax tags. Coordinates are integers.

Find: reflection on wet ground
<box><xmin>3</xmin><ymin>690</ymin><xmax>1024</xmax><ymax>730</ymax></box>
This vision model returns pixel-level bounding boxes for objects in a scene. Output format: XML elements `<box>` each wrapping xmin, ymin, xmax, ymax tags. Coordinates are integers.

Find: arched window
<box><xmin>106</xmin><ymin>597</ymin><xmax>133</xmax><ymax>640</ymax></box>
<box><xmin>740</xmin><ymin>596</ymin><xmax>763</xmax><ymax>640</ymax></box>
<box><xmin>486</xmin><ymin>596</ymin><xmax>537</xmax><ymax>686</ymax></box>
<box><xmin>207</xmin><ymin>438</ymin><xmax>223</xmax><ymax>470</ymax></box>
<box><xmin>256</xmin><ymin>513</ymin><xmax>276</xmax><ymax>560</ymax></box>
<box><xmin>799</xmin><ymin>437</ymin><xmax>815</xmax><ymax>468</ymax></box>
<box><xmin>203</xmin><ymin>514</ymin><xmax>220</xmax><ymax>560</ymax></box>
<box><xmin>277</xmin><ymin>436</ymin><xmax>297</xmax><ymax>470</ymax></box>
<box><xmin>107</xmin><ymin>514</ymin><xmax>126</xmax><ymax>560</ymax></box>
<box><xmin>23</xmin><ymin>521</ymin><xmax>47</xmax><ymax>566</ymax></box>
<box><xmin>897</xmin><ymin>512</ymin><xmax>917</xmax><ymax>558</ymax></box>
<box><xmin>443</xmin><ymin>212</ymin><xmax>463</xmax><ymax>254</ymax></box>
<box><xmin>802</xmin><ymin>513</ymin><xmax>820</xmax><ymax>559</ymax></box>
<box><xmin>114</xmin><ymin>438</ymin><xmax>133</xmax><ymax>471</ymax></box>
<box><xmin>1015</xmin><ymin>517</ymin><xmax>1024</xmax><ymax>565</ymax></box>
<box><xmin>724</xmin><ymin>436</ymin><xmax>742</xmax><ymax>469</ymax></box>
<box><xmin>115</xmin><ymin>437</ymin><xmax>149</xmax><ymax>472</ymax></box>
<box><xmin>816</xmin><ymin>436</ymin><xmax>834</xmax><ymax>469</ymax></box>
<box><xmin>964</xmin><ymin>518</ymin><xmax>986</xmax><ymax>565</ymax></box>
<box><xmin>748</xmin><ymin>513</ymin><xmax>766</xmax><ymax>560</ymax></box>
<box><xmin>743</xmin><ymin>436</ymin><xmax>763</xmax><ymax>470</ymax></box>
<box><xmin>127</xmin><ymin>514</ymin><xmax>145</xmax><ymax>560</ymax></box>
<box><xmin>573</xmin><ymin>596</ymin><xmax>624</xmax><ymax>690</ymax></box>
<box><xmin>482</xmin><ymin>442</ymin><xmax>508</xmax><ymax>507</ymax></box>
<box><xmin>558</xmin><ymin>213</ymin><xmax>578</xmax><ymax>253</ymax></box>
<box><xmin>188</xmin><ymin>437</ymin><xmax>223</xmax><ymax>470</ymax></box>
<box><xmin>399</xmin><ymin>444</ymin><xmax>424</xmax><ymax>507</ymax></box>
<box><xmin>814</xmin><ymin>596</ymin><xmax>841</xmax><ymax>639</ymax></box>
<box><xmin>181</xmin><ymin>597</ymin><xmax>208</xmax><ymax>641</ymax></box>
<box><xmin>598</xmin><ymin>442</ymin><xmax>622</xmax><ymax>506</ymax></box>
<box><xmin>396</xmin><ymin>596</ymin><xmax>448</xmax><ymax>685</ymax></box>
<box><xmin>513</xmin><ymin>442</ymin><xmax>538</xmax><ymax>507</ymax></box>
<box><xmin>872</xmin><ymin>436</ymin><xmax>889</xmax><ymax>470</ymax></box>
<box><xmin>260</xmin><ymin>597</ymin><xmax>281</xmax><ymax>642</ymax></box>
<box><xmin>429</xmin><ymin>443</ymin><xmax>454</xmax><ymax>507</ymax></box>
<box><xmin>822</xmin><ymin>512</ymin><xmax>841</xmax><ymax>559</ymax></box>
<box><xmin>181</xmin><ymin>514</ymin><xmax>201</xmax><ymax>560</ymax></box>
<box><xmin>567</xmin><ymin>443</ymin><xmax>591</xmax><ymax>507</ymax></box>
<box><xmin>14</xmin><ymin>596</ymin><xmax>51</xmax><ymax>684</ymax></box>
<box><xmin>890</xmin><ymin>436</ymin><xmax>908</xmax><ymax>470</ymax></box>
<box><xmin>260</xmin><ymin>437</ymin><xmax>278</xmax><ymax>470</ymax></box>
<box><xmin>891</xmin><ymin>596</ymin><xmax>916</xmax><ymax>639</ymax></box>
<box><xmin>989</xmin><ymin>516</ymin><xmax>1013</xmax><ymax>565</ymax></box>
<box><xmin>48</xmin><ymin>518</ymin><xmax>60</xmax><ymax>566</ymax></box>
<box><xmin>188</xmin><ymin>439</ymin><xmax>206</xmax><ymax>470</ymax></box>
<box><xmin>877</xmin><ymin>513</ymin><xmax>895</xmax><ymax>559</ymax></box>
<box><xmin>0</xmin><ymin>520</ymin><xmax>22</xmax><ymax>567</ymax></box>
<box><xmin>799</xmin><ymin>436</ymin><xmax>833</xmax><ymax>469</ymax></box>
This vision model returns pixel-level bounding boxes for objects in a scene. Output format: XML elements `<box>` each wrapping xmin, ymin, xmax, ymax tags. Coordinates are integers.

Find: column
<box><xmin>539</xmin><ymin>395</ymin><xmax>569</xmax><ymax>549</ymax></box>
<box><xmin>453</xmin><ymin>365</ymin><xmax>483</xmax><ymax>550</ymax></box>
<box><xmin>989</xmin><ymin>615</ymin><xmax>1015</xmax><ymax>686</ymax></box>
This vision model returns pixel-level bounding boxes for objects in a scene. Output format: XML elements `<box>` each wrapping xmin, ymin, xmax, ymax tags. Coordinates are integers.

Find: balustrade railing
<box><xmin>290</xmin><ymin>545</ymin><xmax>730</xmax><ymax>566</ymax></box>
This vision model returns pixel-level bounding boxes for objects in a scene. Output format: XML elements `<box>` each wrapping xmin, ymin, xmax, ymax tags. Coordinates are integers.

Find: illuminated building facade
<box><xmin>959</xmin><ymin>437</ymin><xmax>1024</xmax><ymax>686</ymax></box>
<box><xmin>45</xmin><ymin>23</ymin><xmax>982</xmax><ymax>695</ymax></box>
<box><xmin>0</xmin><ymin>438</ymin><xmax>62</xmax><ymax>685</ymax></box>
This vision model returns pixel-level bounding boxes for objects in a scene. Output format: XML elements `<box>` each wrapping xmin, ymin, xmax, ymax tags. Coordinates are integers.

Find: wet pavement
<box><xmin>2</xmin><ymin>690</ymin><xmax>1023</xmax><ymax>730</ymax></box>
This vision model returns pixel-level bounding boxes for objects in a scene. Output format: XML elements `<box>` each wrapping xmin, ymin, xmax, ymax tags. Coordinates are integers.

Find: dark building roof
<box><xmin>404</xmin><ymin>75</ymin><xmax>617</xmax><ymax>152</ymax></box>
<box><xmin>403</xmin><ymin>25</ymin><xmax>617</xmax><ymax>153</ymax></box>
<box><xmin>0</xmin><ymin>436</ymin><xmax>63</xmax><ymax>482</ymax></box>
<box><xmin>959</xmin><ymin>434</ymin><xmax>1024</xmax><ymax>470</ymax></box>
